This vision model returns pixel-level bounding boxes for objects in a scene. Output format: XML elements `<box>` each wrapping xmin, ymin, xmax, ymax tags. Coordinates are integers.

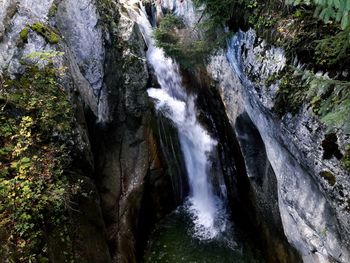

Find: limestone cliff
<box><xmin>208</xmin><ymin>30</ymin><xmax>350</xmax><ymax>263</ymax></box>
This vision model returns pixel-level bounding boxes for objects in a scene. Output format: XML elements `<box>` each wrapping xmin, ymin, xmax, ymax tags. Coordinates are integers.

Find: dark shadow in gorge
<box><xmin>84</xmin><ymin>68</ymin><xmax>189</xmax><ymax>262</ymax></box>
<box><xmin>181</xmin><ymin>68</ymin><xmax>302</xmax><ymax>263</ymax></box>
<box><xmin>235</xmin><ymin>112</ymin><xmax>303</xmax><ymax>263</ymax></box>
<box><xmin>86</xmin><ymin>111</ymin><xmax>188</xmax><ymax>262</ymax></box>
<box><xmin>134</xmin><ymin>112</ymin><xmax>190</xmax><ymax>262</ymax></box>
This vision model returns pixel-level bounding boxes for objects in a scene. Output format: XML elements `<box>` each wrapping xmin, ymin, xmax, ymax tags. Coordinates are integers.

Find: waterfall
<box><xmin>125</xmin><ymin>1</ymin><xmax>227</xmax><ymax>240</ymax></box>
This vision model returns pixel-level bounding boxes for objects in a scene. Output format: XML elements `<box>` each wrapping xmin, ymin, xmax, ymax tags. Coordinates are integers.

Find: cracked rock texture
<box><xmin>208</xmin><ymin>29</ymin><xmax>350</xmax><ymax>263</ymax></box>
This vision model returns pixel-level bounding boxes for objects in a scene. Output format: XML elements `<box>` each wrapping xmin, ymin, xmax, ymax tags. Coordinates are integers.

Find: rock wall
<box><xmin>0</xmin><ymin>0</ymin><xmax>186</xmax><ymax>262</ymax></box>
<box><xmin>208</xmin><ymin>30</ymin><xmax>350</xmax><ymax>263</ymax></box>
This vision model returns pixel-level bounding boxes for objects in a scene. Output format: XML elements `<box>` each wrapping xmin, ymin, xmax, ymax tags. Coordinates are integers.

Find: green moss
<box><xmin>265</xmin><ymin>72</ymin><xmax>279</xmax><ymax>87</ymax></box>
<box><xmin>19</xmin><ymin>27</ymin><xmax>30</xmax><ymax>42</ymax></box>
<box><xmin>48</xmin><ymin>3</ymin><xmax>58</xmax><ymax>17</ymax></box>
<box><xmin>30</xmin><ymin>22</ymin><xmax>45</xmax><ymax>33</ymax></box>
<box><xmin>95</xmin><ymin>0</ymin><xmax>119</xmax><ymax>37</ymax></box>
<box><xmin>48</xmin><ymin>31</ymin><xmax>59</xmax><ymax>44</ymax></box>
<box><xmin>30</xmin><ymin>22</ymin><xmax>59</xmax><ymax>44</ymax></box>
<box><xmin>319</xmin><ymin>171</ymin><xmax>336</xmax><ymax>186</ymax></box>
<box><xmin>342</xmin><ymin>144</ymin><xmax>350</xmax><ymax>171</ymax></box>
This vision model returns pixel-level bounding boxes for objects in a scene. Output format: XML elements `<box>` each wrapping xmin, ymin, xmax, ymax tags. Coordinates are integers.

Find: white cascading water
<box><xmin>124</xmin><ymin>1</ymin><xmax>227</xmax><ymax>240</ymax></box>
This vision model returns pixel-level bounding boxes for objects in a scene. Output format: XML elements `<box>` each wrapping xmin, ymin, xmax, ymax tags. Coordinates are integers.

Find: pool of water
<box><xmin>143</xmin><ymin>206</ymin><xmax>265</xmax><ymax>263</ymax></box>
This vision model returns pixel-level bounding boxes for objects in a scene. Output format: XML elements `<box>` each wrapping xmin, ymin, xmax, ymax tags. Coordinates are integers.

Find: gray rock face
<box><xmin>56</xmin><ymin>0</ymin><xmax>105</xmax><ymax>120</ymax></box>
<box><xmin>56</xmin><ymin>0</ymin><xmax>104</xmax><ymax>94</ymax></box>
<box><xmin>208</xmin><ymin>30</ymin><xmax>350</xmax><ymax>263</ymax></box>
<box><xmin>98</xmin><ymin>12</ymin><xmax>148</xmax><ymax>123</ymax></box>
<box><xmin>0</xmin><ymin>0</ymin><xmax>54</xmax><ymax>74</ymax></box>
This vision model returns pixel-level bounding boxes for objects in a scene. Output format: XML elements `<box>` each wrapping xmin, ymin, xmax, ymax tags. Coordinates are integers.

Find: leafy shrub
<box><xmin>154</xmin><ymin>13</ymin><xmax>227</xmax><ymax>68</ymax></box>
<box><xmin>0</xmin><ymin>54</ymin><xmax>74</xmax><ymax>261</ymax></box>
<box><xmin>193</xmin><ymin>0</ymin><xmax>239</xmax><ymax>26</ymax></box>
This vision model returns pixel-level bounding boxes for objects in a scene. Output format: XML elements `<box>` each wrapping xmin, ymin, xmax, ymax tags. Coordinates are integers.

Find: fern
<box><xmin>275</xmin><ymin>67</ymin><xmax>350</xmax><ymax>133</ymax></box>
<box><xmin>305</xmin><ymin>73</ymin><xmax>350</xmax><ymax>133</ymax></box>
<box><xmin>314</xmin><ymin>28</ymin><xmax>350</xmax><ymax>66</ymax></box>
<box><xmin>285</xmin><ymin>0</ymin><xmax>350</xmax><ymax>29</ymax></box>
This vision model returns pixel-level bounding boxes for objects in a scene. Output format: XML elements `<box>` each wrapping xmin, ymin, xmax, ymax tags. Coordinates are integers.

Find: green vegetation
<box><xmin>30</xmin><ymin>23</ymin><xmax>60</xmax><ymax>44</ymax></box>
<box><xmin>273</xmin><ymin>66</ymin><xmax>350</xmax><ymax>133</ymax></box>
<box><xmin>95</xmin><ymin>0</ymin><xmax>119</xmax><ymax>38</ymax></box>
<box><xmin>319</xmin><ymin>170</ymin><xmax>336</xmax><ymax>186</ymax></box>
<box><xmin>0</xmin><ymin>53</ymin><xmax>74</xmax><ymax>261</ymax></box>
<box><xmin>48</xmin><ymin>3</ymin><xmax>58</xmax><ymax>18</ymax></box>
<box><xmin>342</xmin><ymin>144</ymin><xmax>350</xmax><ymax>171</ymax></box>
<box><xmin>221</xmin><ymin>0</ymin><xmax>350</xmax><ymax>134</ymax></box>
<box><xmin>155</xmin><ymin>0</ymin><xmax>349</xmax><ymax>69</ymax></box>
<box><xmin>280</xmin><ymin>1</ymin><xmax>350</xmax><ymax>70</ymax></box>
<box><xmin>18</xmin><ymin>23</ymin><xmax>60</xmax><ymax>45</ymax></box>
<box><xmin>273</xmin><ymin>67</ymin><xmax>309</xmax><ymax>117</ymax></box>
<box><xmin>153</xmin><ymin>13</ymin><xmax>227</xmax><ymax>68</ymax></box>
<box><xmin>314</xmin><ymin>28</ymin><xmax>350</xmax><ymax>67</ymax></box>
<box><xmin>19</xmin><ymin>27</ymin><xmax>30</xmax><ymax>42</ymax></box>
<box><xmin>285</xmin><ymin>0</ymin><xmax>350</xmax><ymax>29</ymax></box>
<box><xmin>192</xmin><ymin>0</ymin><xmax>240</xmax><ymax>27</ymax></box>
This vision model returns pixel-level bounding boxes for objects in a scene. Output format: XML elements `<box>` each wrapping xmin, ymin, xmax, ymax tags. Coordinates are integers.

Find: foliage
<box><xmin>95</xmin><ymin>0</ymin><xmax>119</xmax><ymax>37</ymax></box>
<box><xmin>306</xmin><ymin>74</ymin><xmax>350</xmax><ymax>133</ymax></box>
<box><xmin>285</xmin><ymin>0</ymin><xmax>350</xmax><ymax>29</ymax></box>
<box><xmin>192</xmin><ymin>0</ymin><xmax>239</xmax><ymax>26</ymax></box>
<box><xmin>153</xmin><ymin>13</ymin><xmax>228</xmax><ymax>68</ymax></box>
<box><xmin>0</xmin><ymin>54</ymin><xmax>75</xmax><ymax>261</ymax></box>
<box><xmin>273</xmin><ymin>67</ymin><xmax>309</xmax><ymax>116</ymax></box>
<box><xmin>343</xmin><ymin>144</ymin><xmax>350</xmax><ymax>171</ymax></box>
<box><xmin>236</xmin><ymin>0</ymin><xmax>350</xmax><ymax>71</ymax></box>
<box><xmin>48</xmin><ymin>3</ymin><xmax>58</xmax><ymax>18</ymax></box>
<box><xmin>314</xmin><ymin>28</ymin><xmax>350</xmax><ymax>66</ymax></box>
<box><xmin>273</xmin><ymin>66</ymin><xmax>350</xmax><ymax>134</ymax></box>
<box><xmin>30</xmin><ymin>23</ymin><xmax>60</xmax><ymax>44</ymax></box>
<box><xmin>19</xmin><ymin>27</ymin><xmax>30</xmax><ymax>42</ymax></box>
<box><xmin>24</xmin><ymin>50</ymin><xmax>65</xmax><ymax>63</ymax></box>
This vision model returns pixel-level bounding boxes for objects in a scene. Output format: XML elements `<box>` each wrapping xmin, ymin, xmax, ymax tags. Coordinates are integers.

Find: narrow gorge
<box><xmin>0</xmin><ymin>0</ymin><xmax>349</xmax><ymax>263</ymax></box>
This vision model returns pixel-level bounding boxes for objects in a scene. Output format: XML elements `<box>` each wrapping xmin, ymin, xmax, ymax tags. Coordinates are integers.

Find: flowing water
<box><xmin>125</xmin><ymin>2</ymin><xmax>265</xmax><ymax>262</ymax></box>
<box><xmin>127</xmin><ymin>0</ymin><xmax>227</xmax><ymax>240</ymax></box>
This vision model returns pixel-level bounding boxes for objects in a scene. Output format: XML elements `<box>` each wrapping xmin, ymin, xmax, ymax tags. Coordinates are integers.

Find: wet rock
<box><xmin>79</xmin><ymin>2</ymin><xmax>186</xmax><ymax>262</ymax></box>
<box><xmin>208</xmin><ymin>30</ymin><xmax>350</xmax><ymax>263</ymax></box>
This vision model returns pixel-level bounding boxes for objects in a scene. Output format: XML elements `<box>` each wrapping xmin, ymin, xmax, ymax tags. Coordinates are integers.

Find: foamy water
<box><xmin>125</xmin><ymin>0</ymin><xmax>227</xmax><ymax>240</ymax></box>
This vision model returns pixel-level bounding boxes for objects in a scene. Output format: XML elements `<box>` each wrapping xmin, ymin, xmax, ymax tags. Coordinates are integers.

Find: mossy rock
<box><xmin>319</xmin><ymin>171</ymin><xmax>336</xmax><ymax>186</ymax></box>
<box><xmin>30</xmin><ymin>22</ymin><xmax>60</xmax><ymax>44</ymax></box>
<box><xmin>19</xmin><ymin>27</ymin><xmax>30</xmax><ymax>42</ymax></box>
<box><xmin>48</xmin><ymin>3</ymin><xmax>58</xmax><ymax>17</ymax></box>
<box><xmin>342</xmin><ymin>144</ymin><xmax>350</xmax><ymax>171</ymax></box>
